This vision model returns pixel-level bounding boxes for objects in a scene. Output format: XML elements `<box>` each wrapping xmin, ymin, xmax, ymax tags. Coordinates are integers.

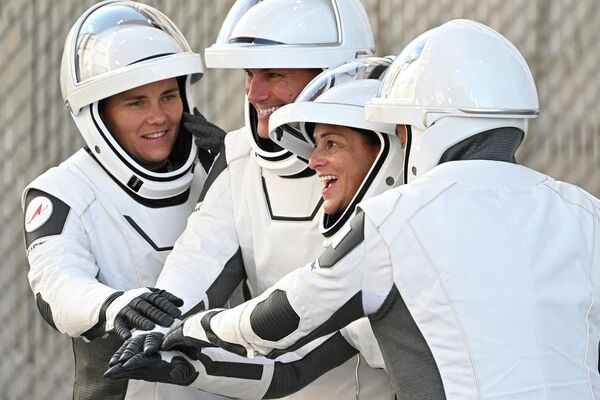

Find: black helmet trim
<box><xmin>322</xmin><ymin>132</ymin><xmax>390</xmax><ymax>238</ymax></box>
<box><xmin>84</xmin><ymin>148</ymin><xmax>192</xmax><ymax>208</ymax></box>
<box><xmin>90</xmin><ymin>104</ymin><xmax>194</xmax><ymax>183</ymax></box>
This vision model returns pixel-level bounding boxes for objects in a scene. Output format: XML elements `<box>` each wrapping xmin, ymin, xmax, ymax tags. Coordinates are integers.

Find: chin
<box><xmin>323</xmin><ymin>203</ymin><xmax>338</xmax><ymax>215</ymax></box>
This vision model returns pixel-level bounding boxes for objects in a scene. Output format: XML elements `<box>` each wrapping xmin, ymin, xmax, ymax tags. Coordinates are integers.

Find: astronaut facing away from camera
<box><xmin>22</xmin><ymin>1</ymin><xmax>225</xmax><ymax>399</ymax></box>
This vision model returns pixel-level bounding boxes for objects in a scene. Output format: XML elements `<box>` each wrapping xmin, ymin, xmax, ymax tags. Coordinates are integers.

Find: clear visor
<box><xmin>376</xmin><ymin>30</ymin><xmax>432</xmax><ymax>102</ymax></box>
<box><xmin>214</xmin><ymin>0</ymin><xmax>339</xmax><ymax>46</ymax></box>
<box><xmin>213</xmin><ymin>0</ymin><xmax>258</xmax><ymax>45</ymax></box>
<box><xmin>299</xmin><ymin>56</ymin><xmax>393</xmax><ymax>103</ymax></box>
<box><xmin>369</xmin><ymin>28</ymin><xmax>538</xmax><ymax>128</ymax></box>
<box><xmin>271</xmin><ymin>58</ymin><xmax>393</xmax><ymax>159</ymax></box>
<box><xmin>75</xmin><ymin>2</ymin><xmax>191</xmax><ymax>83</ymax></box>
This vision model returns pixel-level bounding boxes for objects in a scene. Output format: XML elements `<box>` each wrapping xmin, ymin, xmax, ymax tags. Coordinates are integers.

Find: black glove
<box><xmin>108</xmin><ymin>288</ymin><xmax>184</xmax><ymax>340</ymax></box>
<box><xmin>161</xmin><ymin>322</ymin><xmax>214</xmax><ymax>360</ymax></box>
<box><xmin>104</xmin><ymin>352</ymin><xmax>199</xmax><ymax>386</ymax></box>
<box><xmin>109</xmin><ymin>331</ymin><xmax>166</xmax><ymax>367</ymax></box>
<box><xmin>183</xmin><ymin>108</ymin><xmax>226</xmax><ymax>153</ymax></box>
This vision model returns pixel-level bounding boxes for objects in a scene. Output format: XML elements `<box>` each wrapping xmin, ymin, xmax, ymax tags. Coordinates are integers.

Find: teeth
<box><xmin>144</xmin><ymin>131</ymin><xmax>166</xmax><ymax>139</ymax></box>
<box><xmin>257</xmin><ymin>106</ymin><xmax>280</xmax><ymax>116</ymax></box>
<box><xmin>319</xmin><ymin>175</ymin><xmax>338</xmax><ymax>183</ymax></box>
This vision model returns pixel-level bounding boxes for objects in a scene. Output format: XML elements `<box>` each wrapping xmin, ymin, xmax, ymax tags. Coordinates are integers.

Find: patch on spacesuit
<box><xmin>24</xmin><ymin>189</ymin><xmax>70</xmax><ymax>249</ymax></box>
<box><xmin>25</xmin><ymin>195</ymin><xmax>53</xmax><ymax>232</ymax></box>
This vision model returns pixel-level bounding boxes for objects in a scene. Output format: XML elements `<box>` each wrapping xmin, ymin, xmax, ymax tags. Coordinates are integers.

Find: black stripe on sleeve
<box><xmin>202</xmin><ymin>311</ymin><xmax>249</xmax><ymax>357</ymax></box>
<box><xmin>182</xmin><ymin>247</ymin><xmax>246</xmax><ymax>319</ymax></box>
<box><xmin>196</xmin><ymin>352</ymin><xmax>263</xmax><ymax>380</ymax></box>
<box><xmin>318</xmin><ymin>210</ymin><xmax>365</xmax><ymax>268</ymax></box>
<box><xmin>266</xmin><ymin>291</ymin><xmax>364</xmax><ymax>359</ymax></box>
<box><xmin>197</xmin><ymin>143</ymin><xmax>227</xmax><ymax>203</ymax></box>
<box><xmin>250</xmin><ymin>290</ymin><xmax>300</xmax><ymax>342</ymax></box>
<box><xmin>264</xmin><ymin>332</ymin><xmax>358</xmax><ymax>399</ymax></box>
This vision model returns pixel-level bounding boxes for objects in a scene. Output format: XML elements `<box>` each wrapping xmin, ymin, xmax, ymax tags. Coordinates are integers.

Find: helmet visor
<box><xmin>271</xmin><ymin>57</ymin><xmax>393</xmax><ymax>156</ymax></box>
<box><xmin>74</xmin><ymin>2</ymin><xmax>191</xmax><ymax>83</ymax></box>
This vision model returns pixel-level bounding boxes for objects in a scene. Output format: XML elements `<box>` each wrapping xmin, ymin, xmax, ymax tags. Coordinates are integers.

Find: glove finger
<box><xmin>161</xmin><ymin>326</ymin><xmax>185</xmax><ymax>352</ymax></box>
<box><xmin>186</xmin><ymin>122</ymin><xmax>225</xmax><ymax>139</ymax></box>
<box><xmin>109</xmin><ymin>339</ymin><xmax>130</xmax><ymax>367</ymax></box>
<box><xmin>142</xmin><ymin>291</ymin><xmax>182</xmax><ymax>316</ymax></box>
<box><xmin>156</xmin><ymin>289</ymin><xmax>184</xmax><ymax>307</ymax></box>
<box><xmin>122</xmin><ymin>352</ymin><xmax>161</xmax><ymax>370</ymax></box>
<box><xmin>147</xmin><ymin>288</ymin><xmax>184</xmax><ymax>307</ymax></box>
<box><xmin>119</xmin><ymin>334</ymin><xmax>145</xmax><ymax>364</ymax></box>
<box><xmin>126</xmin><ymin>300</ymin><xmax>169</xmax><ymax>328</ymax></box>
<box><xmin>113</xmin><ymin>315</ymin><xmax>132</xmax><ymax>341</ymax></box>
<box><xmin>170</xmin><ymin>356</ymin><xmax>200</xmax><ymax>386</ymax></box>
<box><xmin>104</xmin><ymin>363</ymin><xmax>127</xmax><ymax>379</ymax></box>
<box><xmin>144</xmin><ymin>332</ymin><xmax>164</xmax><ymax>356</ymax></box>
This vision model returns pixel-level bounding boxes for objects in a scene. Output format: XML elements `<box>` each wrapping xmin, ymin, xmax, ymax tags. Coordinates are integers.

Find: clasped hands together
<box><xmin>104</xmin><ymin>296</ymin><xmax>217</xmax><ymax>387</ymax></box>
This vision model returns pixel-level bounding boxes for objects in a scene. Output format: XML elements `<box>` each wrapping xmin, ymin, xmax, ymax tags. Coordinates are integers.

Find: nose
<box><xmin>147</xmin><ymin>103</ymin><xmax>167</xmax><ymax>125</ymax></box>
<box><xmin>246</xmin><ymin>76</ymin><xmax>269</xmax><ymax>104</ymax></box>
<box><xmin>308</xmin><ymin>147</ymin><xmax>326</xmax><ymax>171</ymax></box>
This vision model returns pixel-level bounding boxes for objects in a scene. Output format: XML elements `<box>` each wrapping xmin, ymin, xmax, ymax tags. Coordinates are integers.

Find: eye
<box><xmin>163</xmin><ymin>93</ymin><xmax>178</xmax><ymax>101</ymax></box>
<box><xmin>326</xmin><ymin>140</ymin><xmax>338</xmax><ymax>149</ymax></box>
<box><xmin>128</xmin><ymin>100</ymin><xmax>143</xmax><ymax>108</ymax></box>
<box><xmin>266</xmin><ymin>71</ymin><xmax>284</xmax><ymax>79</ymax></box>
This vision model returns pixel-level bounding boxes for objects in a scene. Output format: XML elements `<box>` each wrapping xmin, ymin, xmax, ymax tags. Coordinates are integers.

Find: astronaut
<box><xmin>108</xmin><ymin>1</ymin><xmax>395</xmax><ymax>398</ymax></box>
<box><xmin>22</xmin><ymin>1</ymin><xmax>225</xmax><ymax>399</ymax></box>
<box><xmin>105</xmin><ymin>58</ymin><xmax>404</xmax><ymax>399</ymax></box>
<box><xmin>140</xmin><ymin>19</ymin><xmax>600</xmax><ymax>399</ymax></box>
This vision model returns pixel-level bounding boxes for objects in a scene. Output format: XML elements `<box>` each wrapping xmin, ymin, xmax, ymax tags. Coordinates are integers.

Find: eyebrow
<box><xmin>314</xmin><ymin>131</ymin><xmax>340</xmax><ymax>142</ymax></box>
<box><xmin>162</xmin><ymin>87</ymin><xmax>180</xmax><ymax>95</ymax></box>
<box><xmin>122</xmin><ymin>86</ymin><xmax>179</xmax><ymax>101</ymax></box>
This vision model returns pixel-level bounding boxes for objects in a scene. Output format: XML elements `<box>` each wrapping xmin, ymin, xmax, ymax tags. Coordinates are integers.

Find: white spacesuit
<box><xmin>119</xmin><ymin>1</ymin><xmax>395</xmax><ymax>399</ymax></box>
<box><xmin>22</xmin><ymin>2</ymin><xmax>224</xmax><ymax>399</ymax></box>
<box><xmin>156</xmin><ymin>20</ymin><xmax>600</xmax><ymax>399</ymax></box>
<box><xmin>106</xmin><ymin>58</ymin><xmax>404</xmax><ymax>399</ymax></box>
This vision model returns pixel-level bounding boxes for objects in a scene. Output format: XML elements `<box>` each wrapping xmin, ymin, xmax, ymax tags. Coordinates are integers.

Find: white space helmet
<box><xmin>366</xmin><ymin>19</ymin><xmax>539</xmax><ymax>184</ymax></box>
<box><xmin>60</xmin><ymin>0</ymin><xmax>204</xmax><ymax>201</ymax></box>
<box><xmin>205</xmin><ymin>0</ymin><xmax>375</xmax><ymax>176</ymax></box>
<box><xmin>269</xmin><ymin>58</ymin><xmax>403</xmax><ymax>237</ymax></box>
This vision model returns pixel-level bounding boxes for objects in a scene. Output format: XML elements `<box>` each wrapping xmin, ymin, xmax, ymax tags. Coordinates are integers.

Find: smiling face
<box><xmin>101</xmin><ymin>78</ymin><xmax>183</xmax><ymax>170</ymax></box>
<box><xmin>244</xmin><ymin>68</ymin><xmax>320</xmax><ymax>138</ymax></box>
<box><xmin>309</xmin><ymin>124</ymin><xmax>381</xmax><ymax>215</ymax></box>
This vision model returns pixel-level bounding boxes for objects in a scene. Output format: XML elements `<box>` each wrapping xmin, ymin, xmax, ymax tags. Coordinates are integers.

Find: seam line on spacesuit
<box><xmin>123</xmin><ymin>216</ymin><xmax>173</xmax><ymax>252</ymax></box>
<box><xmin>261</xmin><ymin>176</ymin><xmax>323</xmax><ymax>221</ymax></box>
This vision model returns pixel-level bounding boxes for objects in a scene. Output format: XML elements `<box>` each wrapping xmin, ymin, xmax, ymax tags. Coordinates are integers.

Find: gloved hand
<box><xmin>104</xmin><ymin>288</ymin><xmax>184</xmax><ymax>340</ymax></box>
<box><xmin>183</xmin><ymin>108</ymin><xmax>226</xmax><ymax>153</ymax></box>
<box><xmin>106</xmin><ymin>346</ymin><xmax>275</xmax><ymax>398</ymax></box>
<box><xmin>108</xmin><ymin>315</ymin><xmax>213</xmax><ymax>367</ymax></box>
<box><xmin>104</xmin><ymin>350</ymin><xmax>199</xmax><ymax>386</ymax></box>
<box><xmin>161</xmin><ymin>318</ymin><xmax>215</xmax><ymax>360</ymax></box>
<box><xmin>109</xmin><ymin>328</ymin><xmax>168</xmax><ymax>367</ymax></box>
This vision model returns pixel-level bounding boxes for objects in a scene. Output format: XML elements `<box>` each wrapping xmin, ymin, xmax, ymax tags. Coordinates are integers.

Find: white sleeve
<box><xmin>25</xmin><ymin>192</ymin><xmax>117</xmax><ymax>338</ymax></box>
<box><xmin>157</xmin><ymin>152</ymin><xmax>245</xmax><ymax>316</ymax></box>
<box><xmin>182</xmin><ymin>210</ymin><xmax>393</xmax><ymax>358</ymax></box>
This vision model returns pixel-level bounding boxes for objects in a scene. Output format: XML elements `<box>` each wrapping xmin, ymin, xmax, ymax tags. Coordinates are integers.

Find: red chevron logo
<box><xmin>27</xmin><ymin>203</ymin><xmax>48</xmax><ymax>225</ymax></box>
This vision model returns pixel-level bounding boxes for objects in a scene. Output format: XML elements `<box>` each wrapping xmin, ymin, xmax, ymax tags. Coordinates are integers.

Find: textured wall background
<box><xmin>1</xmin><ymin>1</ymin><xmax>598</xmax><ymax>399</ymax></box>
